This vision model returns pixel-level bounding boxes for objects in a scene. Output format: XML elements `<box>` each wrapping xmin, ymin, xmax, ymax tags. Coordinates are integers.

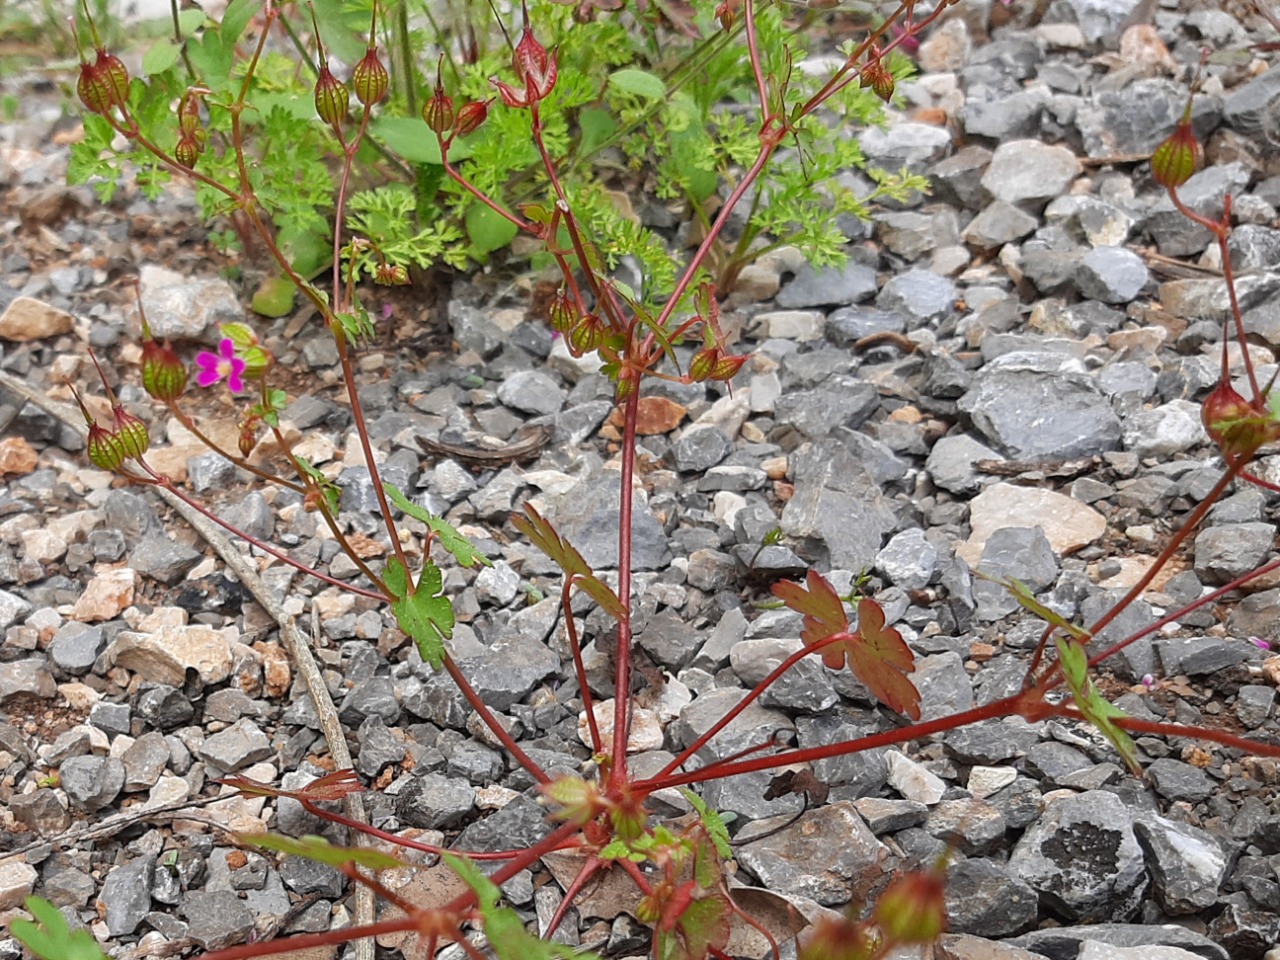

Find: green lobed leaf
<box><xmin>296</xmin><ymin>456</ymin><xmax>340</xmax><ymax>517</ymax></box>
<box><xmin>385</xmin><ymin>557</ymin><xmax>453</xmax><ymax>670</ymax></box>
<box><xmin>12</xmin><ymin>897</ymin><xmax>110</xmax><ymax>960</ymax></box>
<box><xmin>443</xmin><ymin>853</ymin><xmax>600</xmax><ymax>960</ymax></box>
<box><xmin>385</xmin><ymin>482</ymin><xmax>491</xmax><ymax>568</ymax></box>
<box><xmin>238</xmin><ymin>833</ymin><xmax>405</xmax><ymax>870</ymax></box>
<box><xmin>1055</xmin><ymin>637</ymin><xmax>1142</xmax><ymax>776</ymax></box>
<box><xmin>680</xmin><ymin>788</ymin><xmax>733</xmax><ymax>861</ymax></box>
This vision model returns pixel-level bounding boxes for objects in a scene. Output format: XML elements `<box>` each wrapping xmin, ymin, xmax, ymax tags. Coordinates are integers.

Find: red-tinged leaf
<box><xmin>296</xmin><ymin>768</ymin><xmax>365</xmax><ymax>801</ymax></box>
<box><xmin>513</xmin><ymin>505</ymin><xmax>625</xmax><ymax>618</ymax></box>
<box><xmin>218</xmin><ymin>768</ymin><xmax>364</xmax><ymax>802</ymax></box>
<box><xmin>512</xmin><ymin>504</ymin><xmax>590</xmax><ymax>579</ymax></box>
<box><xmin>578</xmin><ymin>574</ymin><xmax>627</xmax><ymax>621</ymax></box>
<box><xmin>848</xmin><ymin>598</ymin><xmax>921</xmax><ymax>721</ymax></box>
<box><xmin>772</xmin><ymin>570</ymin><xmax>849</xmax><ymax>658</ymax></box>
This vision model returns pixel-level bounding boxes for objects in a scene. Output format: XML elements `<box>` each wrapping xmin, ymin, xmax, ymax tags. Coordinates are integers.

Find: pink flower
<box><xmin>195</xmin><ymin>338</ymin><xmax>246</xmax><ymax>393</ymax></box>
<box><xmin>1249</xmin><ymin>636</ymin><xmax>1272</xmax><ymax>650</ymax></box>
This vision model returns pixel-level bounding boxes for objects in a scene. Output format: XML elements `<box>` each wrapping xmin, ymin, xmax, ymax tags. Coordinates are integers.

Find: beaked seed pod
<box><xmin>452</xmin><ymin>99</ymin><xmax>490</xmax><ymax>137</ymax></box>
<box><xmin>314</xmin><ymin>65</ymin><xmax>350</xmax><ymax>125</ymax></box>
<box><xmin>422</xmin><ymin>90</ymin><xmax>455</xmax><ymax>134</ymax></box>
<box><xmin>688</xmin><ymin>347</ymin><xmax>718</xmax><ymax>383</ymax></box>
<box><xmin>140</xmin><ymin>337</ymin><xmax>188</xmax><ymax>401</ymax></box>
<box><xmin>873</xmin><ymin>868</ymin><xmax>947</xmax><ymax>945</ymax></box>
<box><xmin>375</xmin><ymin>263</ymin><xmax>410</xmax><ymax>285</ymax></box>
<box><xmin>568</xmin><ymin>314</ymin><xmax>604</xmax><ymax>355</ymax></box>
<box><xmin>861</xmin><ymin>58</ymin><xmax>894</xmax><ymax>103</ymax></box>
<box><xmin>175</xmin><ymin>135</ymin><xmax>201</xmax><ymax>169</ymax></box>
<box><xmin>78</xmin><ymin>50</ymin><xmax>129</xmax><ymax>115</ymax></box>
<box><xmin>111</xmin><ymin>407</ymin><xmax>150</xmax><ymax>460</ymax></box>
<box><xmin>709</xmin><ymin>352</ymin><xmax>748</xmax><ymax>382</ymax></box>
<box><xmin>87</xmin><ymin>421</ymin><xmax>127</xmax><ymax>472</ymax></box>
<box><xmin>547</xmin><ymin>289</ymin><xmax>579</xmax><ymax>333</ymax></box>
<box><xmin>1151</xmin><ymin>117</ymin><xmax>1202</xmax><ymax>190</ymax></box>
<box><xmin>352</xmin><ymin>46</ymin><xmax>389</xmax><ymax>106</ymax></box>
<box><xmin>239</xmin><ymin>422</ymin><xmax>258</xmax><ymax>458</ymax></box>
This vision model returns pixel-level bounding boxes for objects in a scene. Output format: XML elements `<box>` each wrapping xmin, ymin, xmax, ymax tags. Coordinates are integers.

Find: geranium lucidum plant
<box><xmin>20</xmin><ymin>3</ymin><xmax>1280</xmax><ymax>960</ymax></box>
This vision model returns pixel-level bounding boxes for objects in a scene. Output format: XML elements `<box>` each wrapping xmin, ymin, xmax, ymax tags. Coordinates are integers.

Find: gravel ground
<box><xmin>4</xmin><ymin>0</ymin><xmax>1280</xmax><ymax>958</ymax></box>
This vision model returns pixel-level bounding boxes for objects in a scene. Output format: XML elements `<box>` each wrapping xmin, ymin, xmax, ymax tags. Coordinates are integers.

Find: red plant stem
<box><xmin>543</xmin><ymin>855</ymin><xmax>605</xmax><ymax>938</ymax></box>
<box><xmin>636</xmin><ymin>697</ymin><xmax>1016</xmax><ymax>792</ymax></box>
<box><xmin>300</xmin><ymin>799</ymin><xmax>561</xmax><ymax>860</ymax></box>
<box><xmin>1025</xmin><ymin>455</ymin><xmax>1245</xmax><ymax>686</ymax></box>
<box><xmin>440</xmin><ymin>153</ymin><xmax>532</xmax><ymax>233</ymax></box>
<box><xmin>1087</xmin><ymin>552</ymin><xmax>1280</xmax><ymax>671</ymax></box>
<box><xmin>653</xmin><ymin>634</ymin><xmax>842</xmax><ymax>781</ymax></box>
<box><xmin>742</xmin><ymin>0</ymin><xmax>769</xmax><ymax>123</ymax></box>
<box><xmin>137</xmin><ymin>463</ymin><xmax>386</xmax><ymax>599</ymax></box>
<box><xmin>199</xmin><ymin>917</ymin><xmax>418</xmax><ymax>960</ymax></box>
<box><xmin>442</xmin><ymin>655</ymin><xmax>550</xmax><ymax>784</ymax></box>
<box><xmin>619</xmin><ymin>855</ymin><xmax>653</xmax><ymax>895</ymax></box>
<box><xmin>608</xmin><ymin>385</ymin><xmax>641</xmax><ymax>792</ymax></box>
<box><xmin>164</xmin><ymin>400</ymin><xmax>304</xmax><ymax>495</ymax></box>
<box><xmin>1166</xmin><ymin>187</ymin><xmax>1260</xmax><ymax>401</ymax></box>
<box><xmin>1057</xmin><ymin>705</ymin><xmax>1280</xmax><ymax>756</ymax></box>
<box><xmin>564</xmin><ymin>578</ymin><xmax>603</xmax><ymax>755</ymax></box>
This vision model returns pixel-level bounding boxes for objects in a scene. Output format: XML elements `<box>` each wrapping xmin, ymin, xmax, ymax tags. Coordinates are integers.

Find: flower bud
<box><xmin>239</xmin><ymin>422</ymin><xmax>258</xmax><ymax>458</ymax></box>
<box><xmin>87</xmin><ymin>421</ymin><xmax>127</xmax><ymax>472</ymax></box>
<box><xmin>568</xmin><ymin>314</ymin><xmax>604</xmax><ymax>355</ymax></box>
<box><xmin>315</xmin><ymin>65</ymin><xmax>349</xmax><ymax>125</ymax></box>
<box><xmin>352</xmin><ymin>46</ymin><xmax>389</xmax><ymax>106</ymax></box>
<box><xmin>861</xmin><ymin>58</ymin><xmax>894</xmax><ymax>103</ymax></box>
<box><xmin>375</xmin><ymin>263</ymin><xmax>410</xmax><ymax>285</ymax></box>
<box><xmin>78</xmin><ymin>49</ymin><xmax>129</xmax><ymax>115</ymax></box>
<box><xmin>175</xmin><ymin>134</ymin><xmax>201</xmax><ymax>169</ymax></box>
<box><xmin>1151</xmin><ymin>117</ymin><xmax>1201</xmax><ymax>190</ymax></box>
<box><xmin>1201</xmin><ymin>379</ymin><xmax>1278</xmax><ymax>459</ymax></box>
<box><xmin>709</xmin><ymin>352</ymin><xmax>748</xmax><ymax>382</ymax></box>
<box><xmin>422</xmin><ymin>89</ymin><xmax>455</xmax><ymax>134</ymax></box>
<box><xmin>141</xmin><ymin>337</ymin><xmax>188</xmax><ymax>401</ymax></box>
<box><xmin>547</xmin><ymin>289</ymin><xmax>579</xmax><ymax>333</ymax></box>
<box><xmin>689</xmin><ymin>347</ymin><xmax>718</xmax><ymax>382</ymax></box>
<box><xmin>874</xmin><ymin>868</ymin><xmax>946</xmax><ymax>945</ymax></box>
<box><xmin>452</xmin><ymin>99</ymin><xmax>491</xmax><ymax>137</ymax></box>
<box><xmin>111</xmin><ymin>407</ymin><xmax>150</xmax><ymax>460</ymax></box>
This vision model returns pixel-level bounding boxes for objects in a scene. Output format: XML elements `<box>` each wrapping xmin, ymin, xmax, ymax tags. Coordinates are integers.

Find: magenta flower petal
<box><xmin>218</xmin><ymin>337</ymin><xmax>237</xmax><ymax>360</ymax></box>
<box><xmin>225</xmin><ymin>357</ymin><xmax>247</xmax><ymax>393</ymax></box>
<box><xmin>195</xmin><ymin>352</ymin><xmax>222</xmax><ymax>388</ymax></box>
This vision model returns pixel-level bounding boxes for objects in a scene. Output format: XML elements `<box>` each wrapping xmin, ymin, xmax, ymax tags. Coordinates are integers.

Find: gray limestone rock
<box><xmin>959</xmin><ymin>362</ymin><xmax>1122</xmax><ymax>459</ymax></box>
<box><xmin>99</xmin><ymin>857</ymin><xmax>155</xmax><ymax>936</ymax></box>
<box><xmin>395</xmin><ymin>772</ymin><xmax>476</xmax><ymax>829</ymax></box>
<box><xmin>1008</xmin><ymin>790</ymin><xmax>1146</xmax><ymax>922</ymax></box>
<box><xmin>734</xmin><ymin>801</ymin><xmax>887</xmax><ymax>905</ymax></box>
<box><xmin>944</xmin><ymin>858</ymin><xmax>1038</xmax><ymax>938</ymax></box>
<box><xmin>780</xmin><ymin>440</ymin><xmax>896</xmax><ymax>572</ymax></box>
<box><xmin>60</xmin><ymin>755</ymin><xmax>125</xmax><ymax>812</ymax></box>
<box><xmin>1133</xmin><ymin>815</ymin><xmax>1226</xmax><ymax>915</ymax></box>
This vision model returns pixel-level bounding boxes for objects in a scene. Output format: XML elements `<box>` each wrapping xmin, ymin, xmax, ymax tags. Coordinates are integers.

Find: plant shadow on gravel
<box><xmin>8</xmin><ymin>1</ymin><xmax>1280</xmax><ymax>960</ymax></box>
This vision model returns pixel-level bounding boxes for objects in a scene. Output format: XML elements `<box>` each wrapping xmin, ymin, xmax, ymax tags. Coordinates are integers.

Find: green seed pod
<box><xmin>174</xmin><ymin>134</ymin><xmax>201</xmax><ymax>169</ymax></box>
<box><xmin>421</xmin><ymin>90</ymin><xmax>455</xmax><ymax>134</ymax></box>
<box><xmin>86</xmin><ymin>422</ymin><xmax>126</xmax><ymax>472</ymax></box>
<box><xmin>688</xmin><ymin>347</ymin><xmax>718</xmax><ymax>382</ymax></box>
<box><xmin>314</xmin><ymin>65</ymin><xmax>349</xmax><ymax>125</ymax></box>
<box><xmin>547</xmin><ymin>289</ymin><xmax>578</xmax><ymax>333</ymax></box>
<box><xmin>141</xmin><ymin>337</ymin><xmax>188</xmax><ymax>401</ymax></box>
<box><xmin>352</xmin><ymin>46</ymin><xmax>389</xmax><ymax>106</ymax></box>
<box><xmin>111</xmin><ymin>407</ymin><xmax>150</xmax><ymax>459</ymax></box>
<box><xmin>1151</xmin><ymin>119</ymin><xmax>1202</xmax><ymax>190</ymax></box>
